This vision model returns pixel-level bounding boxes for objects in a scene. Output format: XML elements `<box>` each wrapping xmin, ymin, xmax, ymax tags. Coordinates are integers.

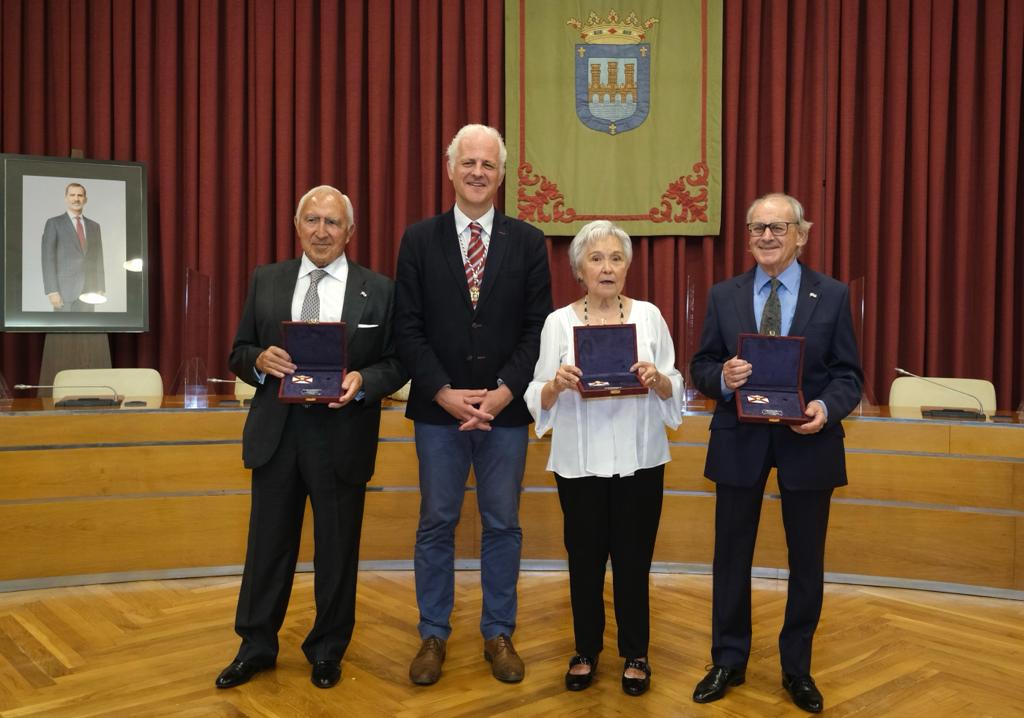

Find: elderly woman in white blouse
<box><xmin>525</xmin><ymin>220</ymin><xmax>683</xmax><ymax>697</ymax></box>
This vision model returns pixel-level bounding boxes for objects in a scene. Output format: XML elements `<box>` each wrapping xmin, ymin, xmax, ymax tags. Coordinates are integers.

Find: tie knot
<box><xmin>769</xmin><ymin>278</ymin><xmax>780</xmax><ymax>292</ymax></box>
<box><xmin>469</xmin><ymin>222</ymin><xmax>482</xmax><ymax>239</ymax></box>
<box><xmin>309</xmin><ymin>268</ymin><xmax>327</xmax><ymax>285</ymax></box>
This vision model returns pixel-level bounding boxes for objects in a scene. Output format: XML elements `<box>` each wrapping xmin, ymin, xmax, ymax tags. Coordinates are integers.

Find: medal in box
<box><xmin>572</xmin><ymin>323</ymin><xmax>646</xmax><ymax>398</ymax></box>
<box><xmin>277</xmin><ymin>321</ymin><xmax>347</xmax><ymax>404</ymax></box>
<box><xmin>735</xmin><ymin>333</ymin><xmax>806</xmax><ymax>424</ymax></box>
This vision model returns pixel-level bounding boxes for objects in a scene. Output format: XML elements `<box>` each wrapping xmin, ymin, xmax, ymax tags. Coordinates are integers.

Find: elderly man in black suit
<box><xmin>689</xmin><ymin>193</ymin><xmax>863</xmax><ymax>713</ymax></box>
<box><xmin>41</xmin><ymin>182</ymin><xmax>105</xmax><ymax>311</ymax></box>
<box><xmin>394</xmin><ymin>124</ymin><xmax>552</xmax><ymax>686</ymax></box>
<box><xmin>215</xmin><ymin>185</ymin><xmax>406</xmax><ymax>691</ymax></box>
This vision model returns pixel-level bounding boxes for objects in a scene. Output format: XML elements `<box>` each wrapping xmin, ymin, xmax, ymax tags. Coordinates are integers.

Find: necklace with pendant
<box><xmin>583</xmin><ymin>295</ymin><xmax>624</xmax><ymax>325</ymax></box>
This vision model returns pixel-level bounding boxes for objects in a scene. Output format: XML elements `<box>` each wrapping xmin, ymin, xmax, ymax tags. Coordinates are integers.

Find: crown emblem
<box><xmin>567</xmin><ymin>10</ymin><xmax>659</xmax><ymax>44</ymax></box>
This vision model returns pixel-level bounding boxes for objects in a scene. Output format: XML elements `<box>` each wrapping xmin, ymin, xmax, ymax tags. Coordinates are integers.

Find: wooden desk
<box><xmin>1</xmin><ymin>399</ymin><xmax>1022</xmax><ymax>597</ymax></box>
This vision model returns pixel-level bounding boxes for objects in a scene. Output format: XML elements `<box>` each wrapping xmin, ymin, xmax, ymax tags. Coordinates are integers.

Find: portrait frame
<box><xmin>0</xmin><ymin>154</ymin><xmax>148</xmax><ymax>332</ymax></box>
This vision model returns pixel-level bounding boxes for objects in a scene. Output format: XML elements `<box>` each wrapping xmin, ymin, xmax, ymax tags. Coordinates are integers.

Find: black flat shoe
<box><xmin>215</xmin><ymin>660</ymin><xmax>265</xmax><ymax>689</ymax></box>
<box><xmin>621</xmin><ymin>658</ymin><xmax>651</xmax><ymax>696</ymax></box>
<box><xmin>312</xmin><ymin>660</ymin><xmax>341</xmax><ymax>689</ymax></box>
<box><xmin>692</xmin><ymin>664</ymin><xmax>745</xmax><ymax>703</ymax></box>
<box><xmin>783</xmin><ymin>673</ymin><xmax>823</xmax><ymax>713</ymax></box>
<box><xmin>564</xmin><ymin>654</ymin><xmax>597</xmax><ymax>691</ymax></box>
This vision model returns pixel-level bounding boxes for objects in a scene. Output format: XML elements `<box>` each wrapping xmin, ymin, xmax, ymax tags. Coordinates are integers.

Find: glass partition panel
<box><xmin>173</xmin><ymin>268</ymin><xmax>210</xmax><ymax>408</ymax></box>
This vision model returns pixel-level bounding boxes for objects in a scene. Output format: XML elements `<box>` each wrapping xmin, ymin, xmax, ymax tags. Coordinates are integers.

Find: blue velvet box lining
<box><xmin>572</xmin><ymin>323</ymin><xmax>646</xmax><ymax>397</ymax></box>
<box><xmin>278</xmin><ymin>321</ymin><xmax>347</xmax><ymax>403</ymax></box>
<box><xmin>736</xmin><ymin>333</ymin><xmax>806</xmax><ymax>424</ymax></box>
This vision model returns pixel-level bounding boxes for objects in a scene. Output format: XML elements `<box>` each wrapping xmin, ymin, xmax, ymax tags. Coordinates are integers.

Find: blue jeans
<box><xmin>413</xmin><ymin>422</ymin><xmax>527</xmax><ymax>640</ymax></box>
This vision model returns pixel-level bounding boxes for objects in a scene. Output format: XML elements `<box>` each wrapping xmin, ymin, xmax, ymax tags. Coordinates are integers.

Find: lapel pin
<box><xmin>809</xmin><ymin>292</ymin><xmax>818</xmax><ymax>298</ymax></box>
<box><xmin>360</xmin><ymin>290</ymin><xmax>367</xmax><ymax>297</ymax></box>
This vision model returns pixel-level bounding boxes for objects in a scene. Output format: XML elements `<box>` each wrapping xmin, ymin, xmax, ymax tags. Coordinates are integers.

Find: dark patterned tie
<box><xmin>300</xmin><ymin>269</ymin><xmax>327</xmax><ymax>321</ymax></box>
<box><xmin>760</xmin><ymin>278</ymin><xmax>781</xmax><ymax>336</ymax></box>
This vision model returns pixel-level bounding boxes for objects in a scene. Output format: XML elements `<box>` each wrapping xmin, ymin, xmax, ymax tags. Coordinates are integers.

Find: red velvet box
<box><xmin>277</xmin><ymin>321</ymin><xmax>347</xmax><ymax>404</ymax></box>
<box><xmin>735</xmin><ymin>333</ymin><xmax>806</xmax><ymax>424</ymax></box>
<box><xmin>572</xmin><ymin>324</ymin><xmax>646</xmax><ymax>398</ymax></box>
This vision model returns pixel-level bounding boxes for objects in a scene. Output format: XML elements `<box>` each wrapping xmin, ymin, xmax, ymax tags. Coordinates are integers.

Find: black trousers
<box><xmin>711</xmin><ymin>468</ymin><xmax>833</xmax><ymax>676</ymax></box>
<box><xmin>234</xmin><ymin>405</ymin><xmax>367</xmax><ymax>666</ymax></box>
<box><xmin>555</xmin><ymin>466</ymin><xmax>664</xmax><ymax>660</ymax></box>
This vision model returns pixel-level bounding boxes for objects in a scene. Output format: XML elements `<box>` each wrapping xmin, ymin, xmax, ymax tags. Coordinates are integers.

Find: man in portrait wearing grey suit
<box><xmin>215</xmin><ymin>185</ymin><xmax>406</xmax><ymax>691</ymax></box>
<box><xmin>41</xmin><ymin>182</ymin><xmax>105</xmax><ymax>311</ymax></box>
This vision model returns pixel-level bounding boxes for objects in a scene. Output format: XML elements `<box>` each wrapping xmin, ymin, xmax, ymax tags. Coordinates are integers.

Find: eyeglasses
<box><xmin>747</xmin><ymin>221</ymin><xmax>797</xmax><ymax>237</ymax></box>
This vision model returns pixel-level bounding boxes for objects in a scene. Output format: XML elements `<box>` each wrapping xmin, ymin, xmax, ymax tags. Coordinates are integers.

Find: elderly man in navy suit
<box><xmin>394</xmin><ymin>124</ymin><xmax>552</xmax><ymax>686</ymax></box>
<box><xmin>689</xmin><ymin>193</ymin><xmax>863</xmax><ymax>713</ymax></box>
<box><xmin>41</xmin><ymin>182</ymin><xmax>105</xmax><ymax>311</ymax></box>
<box><xmin>215</xmin><ymin>185</ymin><xmax>406</xmax><ymax>691</ymax></box>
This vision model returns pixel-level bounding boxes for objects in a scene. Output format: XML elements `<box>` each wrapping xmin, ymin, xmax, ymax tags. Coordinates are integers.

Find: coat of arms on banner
<box><xmin>569</xmin><ymin>11</ymin><xmax>659</xmax><ymax>136</ymax></box>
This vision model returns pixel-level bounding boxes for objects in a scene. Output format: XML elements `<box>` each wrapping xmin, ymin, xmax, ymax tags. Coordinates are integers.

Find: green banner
<box><xmin>506</xmin><ymin>1</ymin><xmax>722</xmax><ymax>236</ymax></box>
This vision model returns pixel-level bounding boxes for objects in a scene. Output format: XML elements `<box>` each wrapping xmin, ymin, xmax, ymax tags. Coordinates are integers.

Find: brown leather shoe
<box><xmin>483</xmin><ymin>634</ymin><xmax>525</xmax><ymax>683</ymax></box>
<box><xmin>409</xmin><ymin>636</ymin><xmax>446</xmax><ymax>685</ymax></box>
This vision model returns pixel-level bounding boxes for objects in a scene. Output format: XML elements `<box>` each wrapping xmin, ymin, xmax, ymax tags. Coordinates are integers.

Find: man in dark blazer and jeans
<box><xmin>215</xmin><ymin>186</ymin><xmax>406</xmax><ymax>690</ymax></box>
<box><xmin>394</xmin><ymin>124</ymin><xmax>552</xmax><ymax>685</ymax></box>
<box><xmin>690</xmin><ymin>193</ymin><xmax>862</xmax><ymax>713</ymax></box>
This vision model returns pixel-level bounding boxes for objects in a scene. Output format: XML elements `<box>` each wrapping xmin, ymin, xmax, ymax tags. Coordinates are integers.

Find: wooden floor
<box><xmin>0</xmin><ymin>571</ymin><xmax>1022</xmax><ymax>717</ymax></box>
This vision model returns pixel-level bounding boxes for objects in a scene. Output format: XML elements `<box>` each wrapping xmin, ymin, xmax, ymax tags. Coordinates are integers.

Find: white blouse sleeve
<box><xmin>524</xmin><ymin>310</ymin><xmax>566</xmax><ymax>437</ymax></box>
<box><xmin>648</xmin><ymin>305</ymin><xmax>684</xmax><ymax>430</ymax></box>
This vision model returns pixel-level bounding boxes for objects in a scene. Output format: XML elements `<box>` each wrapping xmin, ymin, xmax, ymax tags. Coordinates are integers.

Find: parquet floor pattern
<box><xmin>0</xmin><ymin>571</ymin><xmax>1022</xmax><ymax>717</ymax></box>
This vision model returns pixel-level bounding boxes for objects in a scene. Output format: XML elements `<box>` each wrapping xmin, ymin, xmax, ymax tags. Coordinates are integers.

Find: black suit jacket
<box><xmin>393</xmin><ymin>208</ymin><xmax>552</xmax><ymax>426</ymax></box>
<box><xmin>689</xmin><ymin>263</ymin><xmax>863</xmax><ymax>490</ymax></box>
<box><xmin>229</xmin><ymin>257</ymin><xmax>407</xmax><ymax>482</ymax></box>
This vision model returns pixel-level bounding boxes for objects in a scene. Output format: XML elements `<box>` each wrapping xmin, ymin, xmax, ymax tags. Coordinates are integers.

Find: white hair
<box><xmin>294</xmin><ymin>185</ymin><xmax>354</xmax><ymax>225</ymax></box>
<box><xmin>445</xmin><ymin>124</ymin><xmax>507</xmax><ymax>178</ymax></box>
<box><xmin>567</xmin><ymin>220</ymin><xmax>633</xmax><ymax>278</ymax></box>
<box><xmin>746</xmin><ymin>192</ymin><xmax>812</xmax><ymax>233</ymax></box>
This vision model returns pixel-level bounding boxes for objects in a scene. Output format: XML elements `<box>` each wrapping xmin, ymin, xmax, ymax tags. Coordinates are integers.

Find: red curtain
<box><xmin>2</xmin><ymin>0</ymin><xmax>1022</xmax><ymax>409</ymax></box>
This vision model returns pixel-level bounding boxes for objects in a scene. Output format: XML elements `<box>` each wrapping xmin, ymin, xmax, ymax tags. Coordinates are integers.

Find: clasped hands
<box><xmin>256</xmin><ymin>345</ymin><xmax>362</xmax><ymax>408</ymax></box>
<box><xmin>435</xmin><ymin>384</ymin><xmax>513</xmax><ymax>431</ymax></box>
<box><xmin>721</xmin><ymin>355</ymin><xmax>825</xmax><ymax>434</ymax></box>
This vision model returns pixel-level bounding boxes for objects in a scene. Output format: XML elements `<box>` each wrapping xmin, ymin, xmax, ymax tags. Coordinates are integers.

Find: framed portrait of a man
<box><xmin>0</xmin><ymin>154</ymin><xmax>147</xmax><ymax>332</ymax></box>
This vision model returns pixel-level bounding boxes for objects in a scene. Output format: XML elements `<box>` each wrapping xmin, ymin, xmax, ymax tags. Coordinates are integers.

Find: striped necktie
<box><xmin>465</xmin><ymin>222</ymin><xmax>485</xmax><ymax>307</ymax></box>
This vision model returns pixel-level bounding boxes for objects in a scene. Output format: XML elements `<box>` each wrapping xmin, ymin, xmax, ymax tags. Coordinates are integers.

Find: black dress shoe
<box><xmin>215</xmin><ymin>660</ymin><xmax>264</xmax><ymax>689</ymax></box>
<box><xmin>692</xmin><ymin>664</ymin><xmax>745</xmax><ymax>703</ymax></box>
<box><xmin>564</xmin><ymin>654</ymin><xmax>597</xmax><ymax>691</ymax></box>
<box><xmin>311</xmin><ymin>660</ymin><xmax>341</xmax><ymax>689</ymax></box>
<box><xmin>783</xmin><ymin>673</ymin><xmax>823</xmax><ymax>713</ymax></box>
<box><xmin>621</xmin><ymin>658</ymin><xmax>651</xmax><ymax>696</ymax></box>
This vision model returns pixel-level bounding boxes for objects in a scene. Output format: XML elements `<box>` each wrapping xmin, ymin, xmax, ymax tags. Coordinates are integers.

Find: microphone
<box><xmin>893</xmin><ymin>368</ymin><xmax>986</xmax><ymax>420</ymax></box>
<box><xmin>208</xmin><ymin>377</ymin><xmax>252</xmax><ymax>406</ymax></box>
<box><xmin>14</xmin><ymin>383</ymin><xmax>123</xmax><ymax>407</ymax></box>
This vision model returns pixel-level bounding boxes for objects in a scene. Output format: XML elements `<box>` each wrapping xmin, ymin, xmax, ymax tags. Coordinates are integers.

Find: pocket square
<box><xmin>357</xmin><ymin>323</ymin><xmax>379</xmax><ymax>328</ymax></box>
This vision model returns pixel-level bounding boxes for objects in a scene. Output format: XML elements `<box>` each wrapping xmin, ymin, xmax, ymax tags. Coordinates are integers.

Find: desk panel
<box><xmin>2</xmin><ymin>402</ymin><xmax>1022</xmax><ymax>596</ymax></box>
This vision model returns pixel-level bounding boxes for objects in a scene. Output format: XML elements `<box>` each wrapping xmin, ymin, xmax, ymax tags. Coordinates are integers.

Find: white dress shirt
<box><xmin>291</xmin><ymin>252</ymin><xmax>348</xmax><ymax>321</ymax></box>
<box><xmin>524</xmin><ymin>301</ymin><xmax>684</xmax><ymax>478</ymax></box>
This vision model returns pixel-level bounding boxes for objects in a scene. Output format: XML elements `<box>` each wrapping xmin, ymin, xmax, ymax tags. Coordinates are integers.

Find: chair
<box><xmin>235</xmin><ymin>379</ymin><xmax>256</xmax><ymax>400</ymax></box>
<box><xmin>53</xmin><ymin>368</ymin><xmax>164</xmax><ymax>407</ymax></box>
<box><xmin>887</xmin><ymin>376</ymin><xmax>996</xmax><ymax>418</ymax></box>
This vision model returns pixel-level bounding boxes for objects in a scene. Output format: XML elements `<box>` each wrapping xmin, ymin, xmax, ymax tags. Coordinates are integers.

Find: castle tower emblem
<box><xmin>568</xmin><ymin>10</ymin><xmax>659</xmax><ymax>135</ymax></box>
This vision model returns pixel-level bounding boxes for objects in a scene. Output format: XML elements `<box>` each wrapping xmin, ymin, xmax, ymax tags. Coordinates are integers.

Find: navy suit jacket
<box><xmin>229</xmin><ymin>257</ymin><xmax>407</xmax><ymax>481</ymax></box>
<box><xmin>689</xmin><ymin>263</ymin><xmax>863</xmax><ymax>490</ymax></box>
<box><xmin>393</xmin><ymin>208</ymin><xmax>552</xmax><ymax>427</ymax></box>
